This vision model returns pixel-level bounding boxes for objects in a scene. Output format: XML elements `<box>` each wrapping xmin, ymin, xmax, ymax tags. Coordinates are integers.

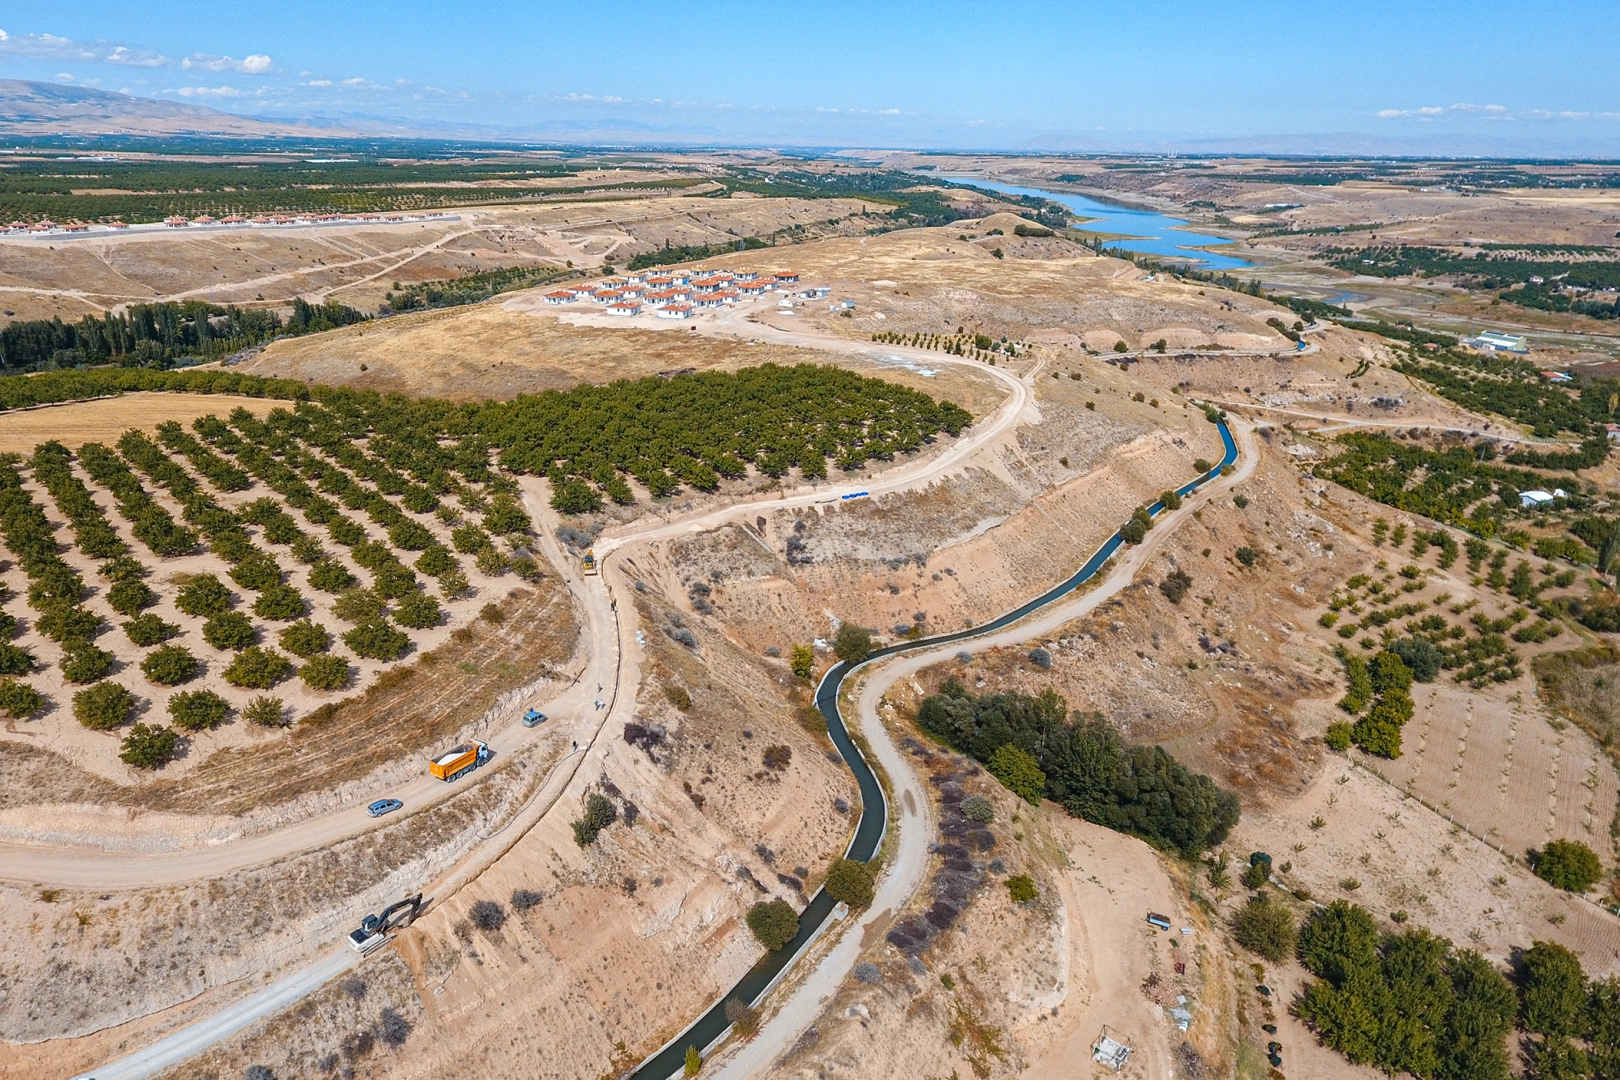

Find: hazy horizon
<box><xmin>2</xmin><ymin>0</ymin><xmax>1618</xmax><ymax>156</ymax></box>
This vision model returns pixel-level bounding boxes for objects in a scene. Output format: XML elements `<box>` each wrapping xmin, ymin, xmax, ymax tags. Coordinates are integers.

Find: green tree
<box><xmin>0</xmin><ymin>677</ymin><xmax>43</xmax><ymax>718</ymax></box>
<box><xmin>60</xmin><ymin>644</ymin><xmax>115</xmax><ymax>684</ymax></box>
<box><xmin>1533</xmin><ymin>840</ymin><xmax>1603</xmax><ymax>893</ymax></box>
<box><xmin>393</xmin><ymin>589</ymin><xmax>443</xmax><ymax>629</ymax></box>
<box><xmin>141</xmin><ymin>644</ymin><xmax>199</xmax><ymax>685</ymax></box>
<box><xmin>1588</xmin><ymin>976</ymin><xmax>1620</xmax><ymax>1079</ymax></box>
<box><xmin>823</xmin><ymin>858</ymin><xmax>876</xmax><ymax>908</ymax></box>
<box><xmin>1440</xmin><ymin>950</ymin><xmax>1518</xmax><ymax>1080</ymax></box>
<box><xmin>746</xmin><ymin>899</ymin><xmax>799</xmax><ymax>951</ymax></box>
<box><xmin>223</xmin><ymin>645</ymin><xmax>291</xmax><ymax>689</ymax></box>
<box><xmin>1299</xmin><ymin>901</ymin><xmax>1381</xmax><ymax>984</ymax></box>
<box><xmin>252</xmin><ymin>584</ymin><xmax>306</xmax><ymax>620</ymax></box>
<box><xmin>571</xmin><ymin>792</ymin><xmax>618</xmax><ymax>846</ymax></box>
<box><xmin>1526</xmin><ymin>1035</ymin><xmax>1591</xmax><ymax>1080</ymax></box>
<box><xmin>834</xmin><ymin>622</ymin><xmax>872</xmax><ymax>664</ymax></box>
<box><xmin>1370</xmin><ymin>651</ymin><xmax>1415</xmax><ymax>695</ymax></box>
<box><xmin>683</xmin><ymin>1045</ymin><xmax>701</xmax><ymax>1077</ymax></box>
<box><xmin>988</xmin><ymin>743</ymin><xmax>1046</xmax><ymax>804</ymax></box>
<box><xmin>1231</xmin><ymin>891</ymin><xmax>1297</xmax><ymax>962</ymax></box>
<box><xmin>119</xmin><ymin>723</ymin><xmax>179</xmax><ymax>769</ymax></box>
<box><xmin>203</xmin><ymin>611</ymin><xmax>257</xmax><ymax>650</ymax></box>
<box><xmin>278</xmin><ymin>619</ymin><xmax>331</xmax><ymax>658</ymax></box>
<box><xmin>176</xmin><ymin>573</ymin><xmax>232</xmax><ymax>616</ymax></box>
<box><xmin>123</xmin><ymin>613</ymin><xmax>179</xmax><ymax>646</ymax></box>
<box><xmin>243</xmin><ymin>695</ymin><xmax>286</xmax><ymax>727</ymax></box>
<box><xmin>168</xmin><ymin>689</ymin><xmax>230</xmax><ymax>731</ymax></box>
<box><xmin>73</xmin><ymin>681</ymin><xmax>135</xmax><ymax>730</ymax></box>
<box><xmin>1522</xmin><ymin>941</ymin><xmax>1589</xmax><ymax>1037</ymax></box>
<box><xmin>107</xmin><ymin>577</ymin><xmax>156</xmax><ymax>616</ymax></box>
<box><xmin>790</xmin><ymin>643</ymin><xmax>814</xmax><ymax>680</ymax></box>
<box><xmin>299</xmin><ymin>654</ymin><xmax>351</xmax><ymax>691</ymax></box>
<box><xmin>343</xmin><ymin>620</ymin><xmax>410</xmax><ymax>661</ymax></box>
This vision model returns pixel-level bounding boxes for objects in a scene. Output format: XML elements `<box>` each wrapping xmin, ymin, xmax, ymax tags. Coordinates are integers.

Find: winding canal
<box><xmin>631</xmin><ymin>416</ymin><xmax>1239</xmax><ymax>1079</ymax></box>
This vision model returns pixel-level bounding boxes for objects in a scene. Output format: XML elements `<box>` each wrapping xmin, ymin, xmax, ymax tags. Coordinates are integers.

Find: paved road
<box><xmin>60</xmin><ymin>333</ymin><xmax>1032</xmax><ymax>1079</ymax></box>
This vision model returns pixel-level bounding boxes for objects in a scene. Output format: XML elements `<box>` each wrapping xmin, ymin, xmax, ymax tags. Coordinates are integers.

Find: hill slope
<box><xmin>0</xmin><ymin>78</ymin><xmax>339</xmax><ymax>136</ymax></box>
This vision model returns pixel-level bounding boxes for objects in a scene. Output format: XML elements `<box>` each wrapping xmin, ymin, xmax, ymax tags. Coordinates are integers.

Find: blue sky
<box><xmin>3</xmin><ymin>1</ymin><xmax>1618</xmax><ymax>153</ymax></box>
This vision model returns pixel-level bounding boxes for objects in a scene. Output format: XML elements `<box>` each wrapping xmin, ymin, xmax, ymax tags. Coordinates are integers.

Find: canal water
<box><xmin>954</xmin><ymin>177</ymin><xmax>1252</xmax><ymax>271</ymax></box>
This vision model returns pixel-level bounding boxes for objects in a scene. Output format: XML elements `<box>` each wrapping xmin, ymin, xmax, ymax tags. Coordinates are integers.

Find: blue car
<box><xmin>522</xmin><ymin>709</ymin><xmax>547</xmax><ymax>727</ymax></box>
<box><xmin>367</xmin><ymin>798</ymin><xmax>403</xmax><ymax>818</ymax></box>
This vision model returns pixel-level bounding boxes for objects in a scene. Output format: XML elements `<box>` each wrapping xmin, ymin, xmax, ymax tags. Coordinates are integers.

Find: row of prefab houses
<box><xmin>543</xmin><ymin>268</ymin><xmax>829</xmax><ymax>319</ymax></box>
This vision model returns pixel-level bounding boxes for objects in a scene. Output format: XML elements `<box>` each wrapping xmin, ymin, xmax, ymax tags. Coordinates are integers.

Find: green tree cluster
<box><xmin>917</xmin><ymin>680</ymin><xmax>1238</xmax><ymax>857</ymax></box>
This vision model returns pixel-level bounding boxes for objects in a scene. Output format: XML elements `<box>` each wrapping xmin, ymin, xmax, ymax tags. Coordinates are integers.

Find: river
<box><xmin>952</xmin><ymin>177</ymin><xmax>1252</xmax><ymax>271</ymax></box>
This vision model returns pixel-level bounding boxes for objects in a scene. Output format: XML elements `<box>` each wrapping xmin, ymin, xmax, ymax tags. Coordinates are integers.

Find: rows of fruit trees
<box><xmin>0</xmin><ymin>365</ymin><xmax>969</xmax><ymax>768</ymax></box>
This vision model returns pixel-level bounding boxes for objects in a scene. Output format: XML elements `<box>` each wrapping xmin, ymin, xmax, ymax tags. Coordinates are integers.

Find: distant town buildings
<box><xmin>1465</xmin><ymin>330</ymin><xmax>1530</xmax><ymax>354</ymax></box>
<box><xmin>556</xmin><ymin>266</ymin><xmax>828</xmax><ymax>323</ymax></box>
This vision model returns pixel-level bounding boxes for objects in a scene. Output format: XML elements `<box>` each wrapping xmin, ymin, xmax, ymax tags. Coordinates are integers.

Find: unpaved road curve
<box><xmin>703</xmin><ymin>421</ymin><xmax>1258</xmax><ymax>1080</ymax></box>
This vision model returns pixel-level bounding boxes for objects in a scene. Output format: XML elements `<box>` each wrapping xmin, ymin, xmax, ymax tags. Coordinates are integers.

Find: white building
<box><xmin>1520</xmin><ymin>488</ymin><xmax>1567</xmax><ymax>507</ymax></box>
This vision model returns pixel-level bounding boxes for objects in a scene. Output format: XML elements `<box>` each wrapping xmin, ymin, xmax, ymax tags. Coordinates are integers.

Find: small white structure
<box><xmin>658</xmin><ymin>304</ymin><xmax>694</xmax><ymax>320</ymax></box>
<box><xmin>1520</xmin><ymin>488</ymin><xmax>1567</xmax><ymax>508</ymax></box>
<box><xmin>605</xmin><ymin>301</ymin><xmax>642</xmax><ymax>317</ymax></box>
<box><xmin>1092</xmin><ymin>1027</ymin><xmax>1132</xmax><ymax>1072</ymax></box>
<box><xmin>1471</xmin><ymin>330</ymin><xmax>1530</xmax><ymax>353</ymax></box>
<box><xmin>542</xmin><ymin>291</ymin><xmax>575</xmax><ymax>305</ymax></box>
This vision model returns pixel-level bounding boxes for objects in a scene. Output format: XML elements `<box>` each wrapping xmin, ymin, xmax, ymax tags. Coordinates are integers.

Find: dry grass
<box><xmin>0</xmin><ymin>393</ymin><xmax>278</xmax><ymax>454</ymax></box>
<box><xmin>130</xmin><ymin>581</ymin><xmax>577</xmax><ymax>815</ymax></box>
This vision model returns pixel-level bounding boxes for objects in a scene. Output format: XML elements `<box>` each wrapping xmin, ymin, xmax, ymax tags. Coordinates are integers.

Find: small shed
<box><xmin>1092</xmin><ymin>1027</ymin><xmax>1132</xmax><ymax>1071</ymax></box>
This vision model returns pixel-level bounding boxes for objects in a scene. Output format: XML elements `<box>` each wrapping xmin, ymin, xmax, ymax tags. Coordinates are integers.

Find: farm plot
<box><xmin>1311</xmin><ymin>517</ymin><xmax>1618</xmax><ymax>865</ymax></box>
<box><xmin>0</xmin><ymin>402</ymin><xmax>543</xmax><ymax>776</ymax></box>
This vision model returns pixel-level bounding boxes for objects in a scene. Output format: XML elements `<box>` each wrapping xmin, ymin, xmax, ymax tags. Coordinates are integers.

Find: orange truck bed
<box><xmin>429</xmin><ymin>742</ymin><xmax>485</xmax><ymax>781</ymax></box>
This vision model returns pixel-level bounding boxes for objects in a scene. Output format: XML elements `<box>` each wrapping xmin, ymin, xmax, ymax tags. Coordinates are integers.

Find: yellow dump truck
<box><xmin>429</xmin><ymin>741</ymin><xmax>491</xmax><ymax>782</ymax></box>
<box><xmin>582</xmin><ymin>549</ymin><xmax>598</xmax><ymax>575</ymax></box>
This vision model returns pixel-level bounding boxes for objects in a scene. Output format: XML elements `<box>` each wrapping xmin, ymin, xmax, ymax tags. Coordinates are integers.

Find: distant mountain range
<box><xmin>0</xmin><ymin>79</ymin><xmax>342</xmax><ymax>137</ymax></box>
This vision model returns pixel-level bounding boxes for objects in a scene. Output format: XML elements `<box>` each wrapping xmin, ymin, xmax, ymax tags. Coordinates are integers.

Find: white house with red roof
<box><xmin>606</xmin><ymin>301</ymin><xmax>642</xmax><ymax>317</ymax></box>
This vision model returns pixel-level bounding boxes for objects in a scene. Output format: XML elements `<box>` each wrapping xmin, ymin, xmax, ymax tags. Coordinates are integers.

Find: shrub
<box><xmin>203</xmin><ymin>612</ymin><xmax>257</xmax><ymax>650</ymax></box>
<box><xmin>378</xmin><ymin>1007</ymin><xmax>412</xmax><ymax>1048</ymax></box>
<box><xmin>684</xmin><ymin>1046</ymin><xmax>701</xmax><ymax>1078</ymax></box>
<box><xmin>725</xmin><ymin>997</ymin><xmax>761</xmax><ymax>1039</ymax></box>
<box><xmin>762</xmin><ymin>743</ymin><xmax>792</xmax><ymax>770</ymax></box>
<box><xmin>961</xmin><ymin>794</ymin><xmax>995</xmax><ymax>823</ymax></box>
<box><xmin>1532</xmin><ymin>839</ymin><xmax>1603</xmax><ymax>893</ymax></box>
<box><xmin>511</xmin><ymin>889</ymin><xmax>543</xmax><ymax>911</ymax></box>
<box><xmin>343</xmin><ymin>620</ymin><xmax>410</xmax><ymax>661</ymax></box>
<box><xmin>1388</xmin><ymin>637</ymin><xmax>1442</xmax><ymax>683</ymax></box>
<box><xmin>1241</xmin><ymin>861</ymin><xmax>1270</xmax><ymax>889</ymax></box>
<box><xmin>299</xmin><ymin>654</ymin><xmax>351</xmax><ymax>691</ymax></box>
<box><xmin>307</xmin><ymin>558</ymin><xmax>357</xmax><ymax>593</ymax></box>
<box><xmin>60</xmin><ymin>645</ymin><xmax>115</xmax><ymax>684</ymax></box>
<box><xmin>469</xmin><ymin>899</ymin><xmax>507</xmax><ymax>932</ymax></box>
<box><xmin>123</xmin><ymin>613</ymin><xmax>180</xmax><ymax>647</ymax></box>
<box><xmin>1521</xmin><ymin>940</ymin><xmax>1588</xmax><ymax>1037</ymax></box>
<box><xmin>168</xmin><ymin>689</ymin><xmax>230</xmax><ymax>731</ymax></box>
<box><xmin>253</xmin><ymin>584</ymin><xmax>306</xmax><ymax>620</ymax></box>
<box><xmin>73</xmin><ymin>681</ymin><xmax>135</xmax><ymax>730</ymax></box>
<box><xmin>279</xmin><ymin>619</ymin><xmax>331</xmax><ymax>658</ymax></box>
<box><xmin>474</xmin><ymin>546</ymin><xmax>510</xmax><ymax>576</ymax></box>
<box><xmin>176</xmin><ymin>573</ymin><xmax>232</xmax><ymax>616</ymax></box>
<box><xmin>823</xmin><ymin>858</ymin><xmax>876</xmax><ymax>908</ymax></box>
<box><xmin>1159</xmin><ymin>568</ymin><xmax>1194</xmax><ymax>604</ymax></box>
<box><xmin>1231</xmin><ymin>891</ymin><xmax>1297</xmax><ymax>962</ymax></box>
<box><xmin>0</xmin><ymin>642</ymin><xmax>33</xmax><ymax>675</ymax></box>
<box><xmin>333</xmin><ymin>587</ymin><xmax>387</xmax><ymax>623</ymax></box>
<box><xmin>571</xmin><ymin>792</ymin><xmax>619</xmax><ymax>846</ymax></box>
<box><xmin>1325</xmin><ymin>722</ymin><xmax>1353</xmax><ymax>751</ymax></box>
<box><xmin>392</xmin><ymin>589</ymin><xmax>443</xmax><ymax>629</ymax></box>
<box><xmin>746</xmin><ymin>898</ymin><xmax>800</xmax><ymax>951</ymax></box>
<box><xmin>0</xmin><ymin>677</ymin><xmax>44</xmax><ymax>717</ymax></box>
<box><xmin>664</xmin><ymin>684</ymin><xmax>692</xmax><ymax>711</ymax></box>
<box><xmin>243</xmin><ymin>695</ymin><xmax>286</xmax><ymax>727</ymax></box>
<box><xmin>1006</xmin><ymin>874</ymin><xmax>1038</xmax><ymax>903</ymax></box>
<box><xmin>790</xmin><ymin>643</ymin><xmax>814</xmax><ymax>679</ymax></box>
<box><xmin>1235</xmin><ymin>546</ymin><xmax>1258</xmax><ymax>567</ymax></box>
<box><xmin>224</xmin><ymin>645</ymin><xmax>291</xmax><ymax>689</ymax></box>
<box><xmin>988</xmin><ymin>743</ymin><xmax>1046</xmax><ymax>804</ymax></box>
<box><xmin>1233</xmin><ymin>493</ymin><xmax>1250</xmax><ymax>509</ymax></box>
<box><xmin>107</xmin><ymin>577</ymin><xmax>156</xmax><ymax>616</ymax></box>
<box><xmin>141</xmin><ymin>644</ymin><xmax>199</xmax><ymax>685</ymax></box>
<box><xmin>834</xmin><ymin>622</ymin><xmax>872</xmax><ymax>664</ymax></box>
<box><xmin>1028</xmin><ymin>646</ymin><xmax>1052</xmax><ymax>669</ymax></box>
<box><xmin>119</xmin><ymin>723</ymin><xmax>179</xmax><ymax>769</ymax></box>
<box><xmin>372</xmin><ymin>562</ymin><xmax>418</xmax><ymax>599</ymax></box>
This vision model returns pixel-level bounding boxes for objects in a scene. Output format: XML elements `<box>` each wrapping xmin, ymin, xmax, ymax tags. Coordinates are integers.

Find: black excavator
<box><xmin>347</xmin><ymin>893</ymin><xmax>425</xmax><ymax>954</ymax></box>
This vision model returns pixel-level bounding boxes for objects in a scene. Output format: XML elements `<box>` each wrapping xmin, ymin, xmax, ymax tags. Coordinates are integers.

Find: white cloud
<box><xmin>1378</xmin><ymin>103</ymin><xmax>1509</xmax><ymax>118</ymax></box>
<box><xmin>0</xmin><ymin>30</ymin><xmax>167</xmax><ymax>67</ymax></box>
<box><xmin>182</xmin><ymin>52</ymin><xmax>272</xmax><ymax>74</ymax></box>
<box><xmin>304</xmin><ymin>79</ymin><xmax>332</xmax><ymax>87</ymax></box>
<box><xmin>1378</xmin><ymin>101</ymin><xmax>1617</xmax><ymax>123</ymax></box>
<box><xmin>174</xmin><ymin>85</ymin><xmax>246</xmax><ymax>98</ymax></box>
